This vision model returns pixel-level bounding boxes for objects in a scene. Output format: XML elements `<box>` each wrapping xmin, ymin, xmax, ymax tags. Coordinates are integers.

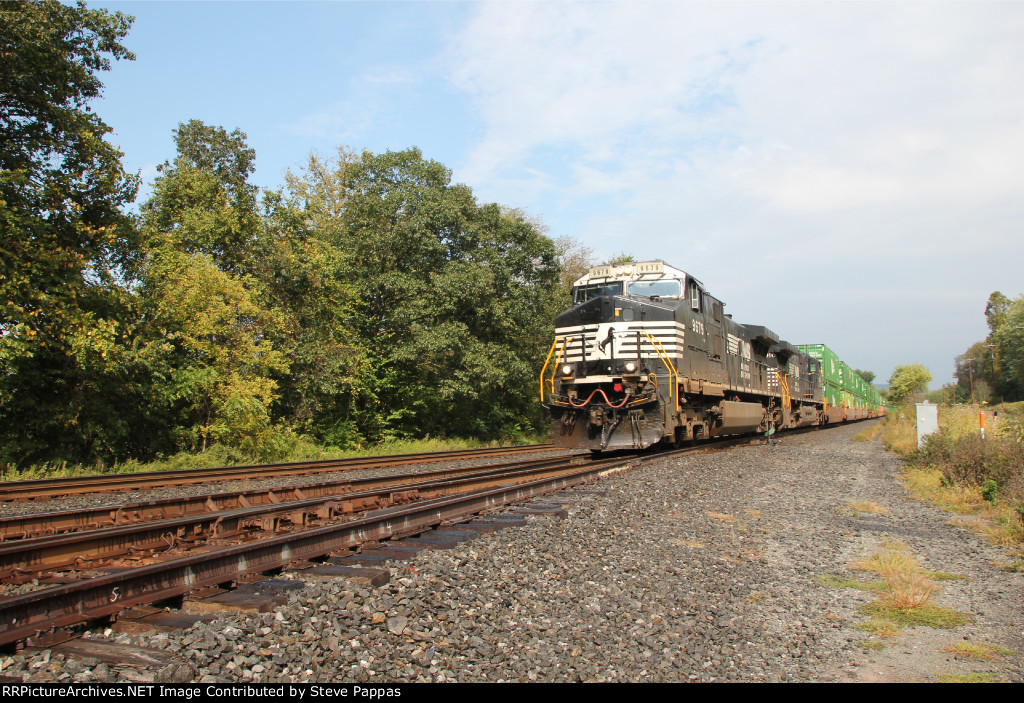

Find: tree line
<box><xmin>885</xmin><ymin>291</ymin><xmax>1024</xmax><ymax>408</ymax></box>
<box><xmin>950</xmin><ymin>292</ymin><xmax>1024</xmax><ymax>405</ymax></box>
<box><xmin>1</xmin><ymin>2</ymin><xmax>577</xmax><ymax>467</ymax></box>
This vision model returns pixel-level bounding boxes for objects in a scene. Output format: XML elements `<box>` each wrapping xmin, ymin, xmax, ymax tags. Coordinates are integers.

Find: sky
<box><xmin>88</xmin><ymin>0</ymin><xmax>1024</xmax><ymax>389</ymax></box>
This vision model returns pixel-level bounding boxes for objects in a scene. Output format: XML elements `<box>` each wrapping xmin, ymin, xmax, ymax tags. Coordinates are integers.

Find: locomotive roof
<box><xmin>572</xmin><ymin>260</ymin><xmax>702</xmax><ymax>288</ymax></box>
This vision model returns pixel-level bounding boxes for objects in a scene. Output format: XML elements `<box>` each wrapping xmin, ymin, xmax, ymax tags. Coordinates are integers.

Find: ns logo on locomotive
<box><xmin>540</xmin><ymin>261</ymin><xmax>883</xmax><ymax>452</ymax></box>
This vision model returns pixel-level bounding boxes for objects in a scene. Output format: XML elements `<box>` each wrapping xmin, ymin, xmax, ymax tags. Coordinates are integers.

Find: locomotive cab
<box><xmin>542</xmin><ymin>261</ymin><xmax>690</xmax><ymax>451</ymax></box>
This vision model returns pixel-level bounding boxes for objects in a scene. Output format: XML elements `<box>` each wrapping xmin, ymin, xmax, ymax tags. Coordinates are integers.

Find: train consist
<box><xmin>540</xmin><ymin>260</ymin><xmax>883</xmax><ymax>451</ymax></box>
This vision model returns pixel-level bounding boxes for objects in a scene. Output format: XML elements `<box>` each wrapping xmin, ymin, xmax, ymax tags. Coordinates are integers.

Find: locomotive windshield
<box><xmin>627</xmin><ymin>279</ymin><xmax>682</xmax><ymax>299</ymax></box>
<box><xmin>573</xmin><ymin>281</ymin><xmax>623</xmax><ymax>304</ymax></box>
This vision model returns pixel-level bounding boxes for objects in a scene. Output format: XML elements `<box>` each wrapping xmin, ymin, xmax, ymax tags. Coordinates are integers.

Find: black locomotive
<box><xmin>540</xmin><ymin>260</ymin><xmax>848</xmax><ymax>452</ymax></box>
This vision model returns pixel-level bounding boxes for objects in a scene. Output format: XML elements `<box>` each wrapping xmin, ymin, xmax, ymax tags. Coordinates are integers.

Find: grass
<box><xmin>880</xmin><ymin>405</ymin><xmax>1024</xmax><ymax>556</ymax></box>
<box><xmin>881</xmin><ymin>410</ymin><xmax>919</xmax><ymax>457</ymax></box>
<box><xmin>852</xmin><ymin>543</ymin><xmax>939</xmax><ymax>611</ymax></box>
<box><xmin>848</xmin><ymin>501</ymin><xmax>888</xmax><ymax>515</ymax></box>
<box><xmin>944</xmin><ymin>641</ymin><xmax>1015</xmax><ymax>661</ymax></box>
<box><xmin>853</xmin><ymin>616</ymin><xmax>904</xmax><ymax>651</ymax></box>
<box><xmin>936</xmin><ymin>672</ymin><xmax>999</xmax><ymax>683</ymax></box>
<box><xmin>859</xmin><ymin>601</ymin><xmax>970</xmax><ymax>628</ymax></box>
<box><xmin>816</xmin><ymin>542</ymin><xmax>973</xmax><ymax>636</ymax></box>
<box><xmin>816</xmin><ymin>574</ymin><xmax>885</xmax><ymax>592</ymax></box>
<box><xmin>852</xmin><ymin>422</ymin><xmax>885</xmax><ymax>442</ymax></box>
<box><xmin>845</xmin><ymin>541</ymin><xmax>972</xmax><ymax>629</ymax></box>
<box><xmin>992</xmin><ymin>560</ymin><xmax>1024</xmax><ymax>572</ymax></box>
<box><xmin>856</xmin><ymin>618</ymin><xmax>902</xmax><ymax>638</ymax></box>
<box><xmin>0</xmin><ymin>434</ymin><xmax>544</xmax><ymax>482</ymax></box>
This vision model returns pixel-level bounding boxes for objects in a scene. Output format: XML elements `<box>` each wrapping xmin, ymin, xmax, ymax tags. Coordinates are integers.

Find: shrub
<box><xmin>915</xmin><ymin>413</ymin><xmax>1024</xmax><ymax>498</ymax></box>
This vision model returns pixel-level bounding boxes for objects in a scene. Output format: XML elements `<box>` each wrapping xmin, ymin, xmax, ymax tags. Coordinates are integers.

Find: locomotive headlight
<box><xmin>624</xmin><ymin>361</ymin><xmax>638</xmax><ymax>374</ymax></box>
<box><xmin>561</xmin><ymin>364</ymin><xmax>573</xmax><ymax>376</ymax></box>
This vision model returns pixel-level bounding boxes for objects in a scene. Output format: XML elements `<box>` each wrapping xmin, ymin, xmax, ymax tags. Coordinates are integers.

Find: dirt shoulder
<box><xmin>823</xmin><ymin>426</ymin><xmax>1023</xmax><ymax>683</ymax></box>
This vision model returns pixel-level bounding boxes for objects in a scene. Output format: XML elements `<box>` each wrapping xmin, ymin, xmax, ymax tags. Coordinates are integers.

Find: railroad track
<box><xmin>0</xmin><ymin>428</ymin><xmax>828</xmax><ymax>649</ymax></box>
<box><xmin>0</xmin><ymin>454</ymin><xmax>580</xmax><ymax>541</ymax></box>
<box><xmin>0</xmin><ymin>454</ymin><xmax>592</xmax><ymax>579</ymax></box>
<box><xmin>0</xmin><ymin>443</ymin><xmax>554</xmax><ymax>502</ymax></box>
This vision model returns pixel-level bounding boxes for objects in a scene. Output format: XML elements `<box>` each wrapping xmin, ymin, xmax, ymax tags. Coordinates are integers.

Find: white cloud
<box><xmin>282</xmin><ymin>69</ymin><xmax>419</xmax><ymax>141</ymax></box>
<box><xmin>443</xmin><ymin>1</ymin><xmax>1024</xmax><ymax>384</ymax></box>
<box><xmin>446</xmin><ymin>2</ymin><xmax>1024</xmax><ymax>218</ymax></box>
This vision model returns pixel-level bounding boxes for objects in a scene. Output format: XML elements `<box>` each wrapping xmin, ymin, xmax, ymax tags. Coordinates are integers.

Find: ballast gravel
<box><xmin>2</xmin><ymin>423</ymin><xmax>1022</xmax><ymax>683</ymax></box>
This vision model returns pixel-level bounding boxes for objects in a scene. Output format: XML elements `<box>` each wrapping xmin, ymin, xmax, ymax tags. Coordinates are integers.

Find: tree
<box><xmin>312</xmin><ymin>147</ymin><xmax>561</xmax><ymax>441</ymax></box>
<box><xmin>140</xmin><ymin>249</ymin><xmax>289</xmax><ymax>457</ymax></box>
<box><xmin>553</xmin><ymin>235</ymin><xmax>593</xmax><ymax>307</ymax></box>
<box><xmin>853</xmin><ymin>369</ymin><xmax>876</xmax><ymax>385</ymax></box>
<box><xmin>142</xmin><ymin>120</ymin><xmax>263</xmax><ymax>276</ymax></box>
<box><xmin>886</xmin><ymin>364</ymin><xmax>932</xmax><ymax>406</ymax></box>
<box><xmin>955</xmin><ymin>292</ymin><xmax>1024</xmax><ymax>405</ymax></box>
<box><xmin>985</xmin><ymin>292</ymin><xmax>1011</xmax><ymax>334</ymax></box>
<box><xmin>931</xmin><ymin>382</ymin><xmax>970</xmax><ymax>406</ymax></box>
<box><xmin>262</xmin><ymin>154</ymin><xmax>370</xmax><ymax>446</ymax></box>
<box><xmin>954</xmin><ymin>341</ymin><xmax>993</xmax><ymax>403</ymax></box>
<box><xmin>991</xmin><ymin>295</ymin><xmax>1024</xmax><ymax>401</ymax></box>
<box><xmin>138</xmin><ymin>122</ymin><xmax>292</xmax><ymax>458</ymax></box>
<box><xmin>0</xmin><ymin>1</ymin><xmax>140</xmax><ymax>464</ymax></box>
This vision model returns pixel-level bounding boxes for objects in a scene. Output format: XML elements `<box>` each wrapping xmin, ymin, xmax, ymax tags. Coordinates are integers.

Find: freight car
<box><xmin>540</xmin><ymin>260</ymin><xmax>882</xmax><ymax>452</ymax></box>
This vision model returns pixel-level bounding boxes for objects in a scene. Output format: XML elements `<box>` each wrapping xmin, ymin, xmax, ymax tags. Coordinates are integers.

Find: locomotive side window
<box><xmin>573</xmin><ymin>281</ymin><xmax>623</xmax><ymax>304</ymax></box>
<box><xmin>687</xmin><ymin>279</ymin><xmax>702</xmax><ymax>311</ymax></box>
<box><xmin>627</xmin><ymin>279</ymin><xmax>682</xmax><ymax>299</ymax></box>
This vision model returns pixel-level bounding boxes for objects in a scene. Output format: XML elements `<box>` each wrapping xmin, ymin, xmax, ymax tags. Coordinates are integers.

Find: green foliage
<box><xmin>858</xmin><ymin>601</ymin><xmax>971</xmax><ymax>628</ymax></box>
<box><xmin>1</xmin><ymin>14</ymin><xmax>566</xmax><ymax>465</ymax></box>
<box><xmin>606</xmin><ymin>252</ymin><xmax>636</xmax><ymax>264</ymax></box>
<box><xmin>141</xmin><ymin>249</ymin><xmax>289</xmax><ymax>453</ymax></box>
<box><xmin>993</xmin><ymin>296</ymin><xmax>1024</xmax><ymax>400</ymax></box>
<box><xmin>982</xmin><ymin>479</ymin><xmax>999</xmax><ymax>503</ymax></box>
<box><xmin>282</xmin><ymin>147</ymin><xmax>561</xmax><ymax>444</ymax></box>
<box><xmin>553</xmin><ymin>235</ymin><xmax>594</xmax><ymax>308</ymax></box>
<box><xmin>918</xmin><ymin>428</ymin><xmax>1024</xmax><ymax>495</ymax></box>
<box><xmin>886</xmin><ymin>363</ymin><xmax>932</xmax><ymax>405</ymax></box>
<box><xmin>137</xmin><ymin>122</ymin><xmax>298</xmax><ymax>457</ymax></box>
<box><xmin>932</xmin><ymin>382</ymin><xmax>970</xmax><ymax>405</ymax></box>
<box><xmin>0</xmin><ymin>0</ymin><xmax>142</xmax><ymax>465</ymax></box>
<box><xmin>956</xmin><ymin>292</ymin><xmax>1024</xmax><ymax>403</ymax></box>
<box><xmin>853</xmin><ymin>368</ymin><xmax>876</xmax><ymax>384</ymax></box>
<box><xmin>142</xmin><ymin>120</ymin><xmax>264</xmax><ymax>275</ymax></box>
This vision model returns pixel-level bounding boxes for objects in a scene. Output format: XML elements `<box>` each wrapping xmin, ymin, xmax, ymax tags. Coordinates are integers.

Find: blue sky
<box><xmin>90</xmin><ymin>1</ymin><xmax>1024</xmax><ymax>389</ymax></box>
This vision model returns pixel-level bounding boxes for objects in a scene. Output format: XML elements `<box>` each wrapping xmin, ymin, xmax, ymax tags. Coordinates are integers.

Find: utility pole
<box><xmin>968</xmin><ymin>359</ymin><xmax>976</xmax><ymax>405</ymax></box>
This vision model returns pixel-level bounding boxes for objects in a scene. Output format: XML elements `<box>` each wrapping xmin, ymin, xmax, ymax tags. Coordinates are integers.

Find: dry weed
<box><xmin>849</xmin><ymin>501</ymin><xmax>888</xmax><ymax>515</ymax></box>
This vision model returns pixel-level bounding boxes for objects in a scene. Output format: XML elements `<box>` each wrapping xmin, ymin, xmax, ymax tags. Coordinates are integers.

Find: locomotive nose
<box><xmin>556</xmin><ymin>294</ymin><xmax>617</xmax><ymax>328</ymax></box>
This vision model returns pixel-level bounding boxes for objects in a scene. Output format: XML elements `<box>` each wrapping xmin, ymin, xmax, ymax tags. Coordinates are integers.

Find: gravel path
<box><xmin>2</xmin><ymin>423</ymin><xmax>1021</xmax><ymax>683</ymax></box>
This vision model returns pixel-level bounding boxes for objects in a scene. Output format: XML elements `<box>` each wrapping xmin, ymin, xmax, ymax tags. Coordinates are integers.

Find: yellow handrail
<box><xmin>643</xmin><ymin>331</ymin><xmax>679</xmax><ymax>411</ymax></box>
<box><xmin>538</xmin><ymin>336</ymin><xmax>568</xmax><ymax>403</ymax></box>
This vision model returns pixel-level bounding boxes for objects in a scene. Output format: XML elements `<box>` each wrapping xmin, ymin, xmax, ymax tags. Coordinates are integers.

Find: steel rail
<box><xmin>0</xmin><ymin>453</ymin><xmax>585</xmax><ymax>541</ymax></box>
<box><xmin>0</xmin><ymin>456</ymin><xmax>598</xmax><ymax>577</ymax></box>
<box><xmin>0</xmin><ymin>444</ymin><xmax>554</xmax><ymax>501</ymax></box>
<box><xmin>0</xmin><ymin>454</ymin><xmax>635</xmax><ymax>648</ymax></box>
